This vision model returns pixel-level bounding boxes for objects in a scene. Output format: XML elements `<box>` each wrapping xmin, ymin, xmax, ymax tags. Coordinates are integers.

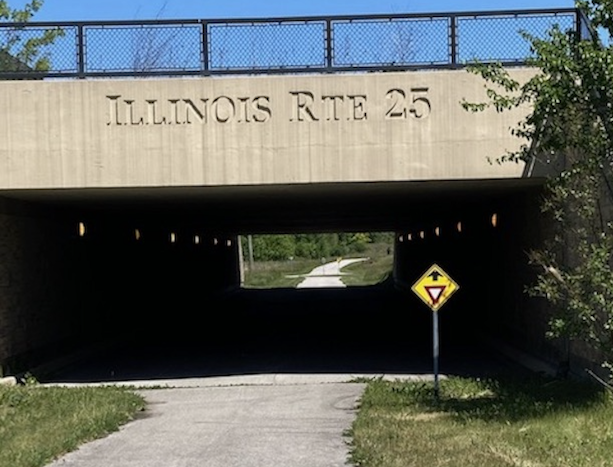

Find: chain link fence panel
<box><xmin>208</xmin><ymin>20</ymin><xmax>326</xmax><ymax>71</ymax></box>
<box><xmin>332</xmin><ymin>17</ymin><xmax>450</xmax><ymax>67</ymax></box>
<box><xmin>456</xmin><ymin>12</ymin><xmax>576</xmax><ymax>64</ymax></box>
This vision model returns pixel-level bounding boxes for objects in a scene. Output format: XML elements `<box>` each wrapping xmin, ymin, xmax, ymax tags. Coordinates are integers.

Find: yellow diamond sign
<box><xmin>411</xmin><ymin>264</ymin><xmax>459</xmax><ymax>312</ymax></box>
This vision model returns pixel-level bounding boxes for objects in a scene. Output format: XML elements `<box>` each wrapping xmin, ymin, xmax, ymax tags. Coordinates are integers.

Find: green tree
<box><xmin>251</xmin><ymin>234</ymin><xmax>296</xmax><ymax>261</ymax></box>
<box><xmin>0</xmin><ymin>0</ymin><xmax>63</xmax><ymax>72</ymax></box>
<box><xmin>462</xmin><ymin>1</ymin><xmax>613</xmax><ymax>379</ymax></box>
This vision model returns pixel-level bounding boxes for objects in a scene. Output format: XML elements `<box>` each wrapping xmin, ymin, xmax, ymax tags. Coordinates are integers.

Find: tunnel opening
<box><xmin>0</xmin><ymin>178</ymin><xmax>556</xmax><ymax>383</ymax></box>
<box><xmin>239</xmin><ymin>232</ymin><xmax>395</xmax><ymax>289</ymax></box>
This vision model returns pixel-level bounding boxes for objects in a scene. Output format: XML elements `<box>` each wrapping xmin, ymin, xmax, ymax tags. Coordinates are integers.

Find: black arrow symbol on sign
<box><xmin>429</xmin><ymin>270</ymin><xmax>442</xmax><ymax>281</ymax></box>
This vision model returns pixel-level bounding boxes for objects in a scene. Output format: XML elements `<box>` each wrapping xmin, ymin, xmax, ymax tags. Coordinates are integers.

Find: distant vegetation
<box><xmin>242</xmin><ymin>232</ymin><xmax>394</xmax><ymax>262</ymax></box>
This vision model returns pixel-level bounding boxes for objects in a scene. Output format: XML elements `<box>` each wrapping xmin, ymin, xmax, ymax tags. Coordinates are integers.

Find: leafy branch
<box><xmin>0</xmin><ymin>0</ymin><xmax>64</xmax><ymax>73</ymax></box>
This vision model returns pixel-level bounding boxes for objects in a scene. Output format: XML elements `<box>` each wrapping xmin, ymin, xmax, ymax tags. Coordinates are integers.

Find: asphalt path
<box><xmin>296</xmin><ymin>258</ymin><xmax>368</xmax><ymax>288</ymax></box>
<box><xmin>46</xmin><ymin>382</ymin><xmax>364</xmax><ymax>467</ymax></box>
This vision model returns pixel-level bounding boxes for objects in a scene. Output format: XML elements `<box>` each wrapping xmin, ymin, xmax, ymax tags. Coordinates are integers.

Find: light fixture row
<box><xmin>77</xmin><ymin>222</ymin><xmax>233</xmax><ymax>246</ymax></box>
<box><xmin>397</xmin><ymin>214</ymin><xmax>498</xmax><ymax>242</ymax></box>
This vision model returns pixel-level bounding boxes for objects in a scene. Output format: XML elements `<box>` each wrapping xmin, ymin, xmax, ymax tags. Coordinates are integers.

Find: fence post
<box><xmin>575</xmin><ymin>9</ymin><xmax>580</xmax><ymax>38</ymax></box>
<box><xmin>326</xmin><ymin>18</ymin><xmax>333</xmax><ymax>72</ymax></box>
<box><xmin>201</xmin><ymin>20</ymin><xmax>210</xmax><ymax>76</ymax></box>
<box><xmin>77</xmin><ymin>24</ymin><xmax>85</xmax><ymax>78</ymax></box>
<box><xmin>450</xmin><ymin>15</ymin><xmax>458</xmax><ymax>68</ymax></box>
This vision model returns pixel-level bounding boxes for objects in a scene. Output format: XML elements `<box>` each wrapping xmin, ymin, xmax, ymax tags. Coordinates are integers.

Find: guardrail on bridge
<box><xmin>0</xmin><ymin>8</ymin><xmax>594</xmax><ymax>79</ymax></box>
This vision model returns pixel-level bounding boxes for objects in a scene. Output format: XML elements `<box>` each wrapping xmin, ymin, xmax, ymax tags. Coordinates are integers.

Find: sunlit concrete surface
<box><xmin>0</xmin><ymin>68</ymin><xmax>533</xmax><ymax>190</ymax></box>
<box><xmin>296</xmin><ymin>258</ymin><xmax>368</xmax><ymax>288</ymax></box>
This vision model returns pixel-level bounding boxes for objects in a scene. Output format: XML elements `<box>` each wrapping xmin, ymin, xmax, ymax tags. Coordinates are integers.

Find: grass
<box><xmin>242</xmin><ymin>258</ymin><xmax>321</xmax><ymax>288</ymax></box>
<box><xmin>342</xmin><ymin>244</ymin><xmax>394</xmax><ymax>286</ymax></box>
<box><xmin>242</xmin><ymin>241</ymin><xmax>394</xmax><ymax>288</ymax></box>
<box><xmin>348</xmin><ymin>375</ymin><xmax>613</xmax><ymax>467</ymax></box>
<box><xmin>0</xmin><ymin>384</ymin><xmax>145</xmax><ymax>467</ymax></box>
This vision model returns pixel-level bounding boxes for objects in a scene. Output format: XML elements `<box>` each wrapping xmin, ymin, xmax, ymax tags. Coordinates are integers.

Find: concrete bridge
<box><xmin>0</xmin><ymin>8</ymin><xmax>588</xmax><ymax>377</ymax></box>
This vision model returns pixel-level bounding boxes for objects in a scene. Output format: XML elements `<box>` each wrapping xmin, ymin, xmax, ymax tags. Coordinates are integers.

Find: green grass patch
<box><xmin>342</xmin><ymin>254</ymin><xmax>393</xmax><ymax>286</ymax></box>
<box><xmin>242</xmin><ymin>258</ymin><xmax>321</xmax><ymax>288</ymax></box>
<box><xmin>0</xmin><ymin>385</ymin><xmax>145</xmax><ymax>467</ymax></box>
<box><xmin>349</xmin><ymin>375</ymin><xmax>613</xmax><ymax>467</ymax></box>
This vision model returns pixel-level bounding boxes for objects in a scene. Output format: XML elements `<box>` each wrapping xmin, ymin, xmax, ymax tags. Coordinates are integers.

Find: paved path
<box><xmin>296</xmin><ymin>258</ymin><xmax>368</xmax><ymax>288</ymax></box>
<box><xmin>46</xmin><ymin>381</ymin><xmax>365</xmax><ymax>467</ymax></box>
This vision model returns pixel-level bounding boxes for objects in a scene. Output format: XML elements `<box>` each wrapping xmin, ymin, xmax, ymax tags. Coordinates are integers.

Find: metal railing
<box><xmin>0</xmin><ymin>8</ymin><xmax>592</xmax><ymax>79</ymax></box>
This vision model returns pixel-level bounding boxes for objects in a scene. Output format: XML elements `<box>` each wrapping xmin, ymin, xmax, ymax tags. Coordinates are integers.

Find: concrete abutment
<box><xmin>0</xmin><ymin>198</ymin><xmax>83</xmax><ymax>376</ymax></box>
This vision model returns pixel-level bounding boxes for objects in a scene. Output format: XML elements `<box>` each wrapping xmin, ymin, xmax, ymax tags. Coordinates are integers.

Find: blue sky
<box><xmin>19</xmin><ymin>0</ymin><xmax>577</xmax><ymax>22</ymax></box>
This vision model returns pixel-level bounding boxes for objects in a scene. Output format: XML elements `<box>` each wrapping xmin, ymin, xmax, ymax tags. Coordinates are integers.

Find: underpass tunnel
<box><xmin>0</xmin><ymin>178</ymin><xmax>559</xmax><ymax>378</ymax></box>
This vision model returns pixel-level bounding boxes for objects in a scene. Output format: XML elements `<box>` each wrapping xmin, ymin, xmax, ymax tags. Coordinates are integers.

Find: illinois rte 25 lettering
<box><xmin>385</xmin><ymin>88</ymin><xmax>431</xmax><ymax>120</ymax></box>
<box><xmin>105</xmin><ymin>88</ymin><xmax>431</xmax><ymax>126</ymax></box>
<box><xmin>106</xmin><ymin>95</ymin><xmax>272</xmax><ymax>126</ymax></box>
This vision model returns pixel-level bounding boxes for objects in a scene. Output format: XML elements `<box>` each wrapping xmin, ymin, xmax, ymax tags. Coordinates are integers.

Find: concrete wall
<box><xmin>0</xmin><ymin>69</ymin><xmax>534</xmax><ymax>190</ymax></box>
<box><xmin>0</xmin><ymin>199</ymin><xmax>84</xmax><ymax>375</ymax></box>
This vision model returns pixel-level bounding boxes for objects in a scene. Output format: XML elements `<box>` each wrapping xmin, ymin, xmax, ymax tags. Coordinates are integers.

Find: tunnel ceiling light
<box><xmin>457</xmin><ymin>221</ymin><xmax>462</xmax><ymax>233</ymax></box>
<box><xmin>419</xmin><ymin>231</ymin><xmax>425</xmax><ymax>239</ymax></box>
<box><xmin>194</xmin><ymin>235</ymin><xmax>200</xmax><ymax>245</ymax></box>
<box><xmin>78</xmin><ymin>222</ymin><xmax>86</xmax><ymax>237</ymax></box>
<box><xmin>170</xmin><ymin>232</ymin><xmax>177</xmax><ymax>244</ymax></box>
<box><xmin>213</xmin><ymin>238</ymin><xmax>219</xmax><ymax>246</ymax></box>
<box><xmin>408</xmin><ymin>233</ymin><xmax>412</xmax><ymax>241</ymax></box>
<box><xmin>491</xmin><ymin>213</ymin><xmax>498</xmax><ymax>228</ymax></box>
<box><xmin>435</xmin><ymin>227</ymin><xmax>440</xmax><ymax>237</ymax></box>
<box><xmin>135</xmin><ymin>229</ymin><xmax>141</xmax><ymax>241</ymax></box>
<box><xmin>226</xmin><ymin>239</ymin><xmax>232</xmax><ymax>247</ymax></box>
<box><xmin>398</xmin><ymin>235</ymin><xmax>404</xmax><ymax>243</ymax></box>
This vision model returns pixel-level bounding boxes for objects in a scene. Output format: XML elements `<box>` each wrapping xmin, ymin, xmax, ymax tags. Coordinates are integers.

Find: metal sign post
<box><xmin>411</xmin><ymin>264</ymin><xmax>459</xmax><ymax>402</ymax></box>
<box><xmin>433</xmin><ymin>310</ymin><xmax>440</xmax><ymax>399</ymax></box>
